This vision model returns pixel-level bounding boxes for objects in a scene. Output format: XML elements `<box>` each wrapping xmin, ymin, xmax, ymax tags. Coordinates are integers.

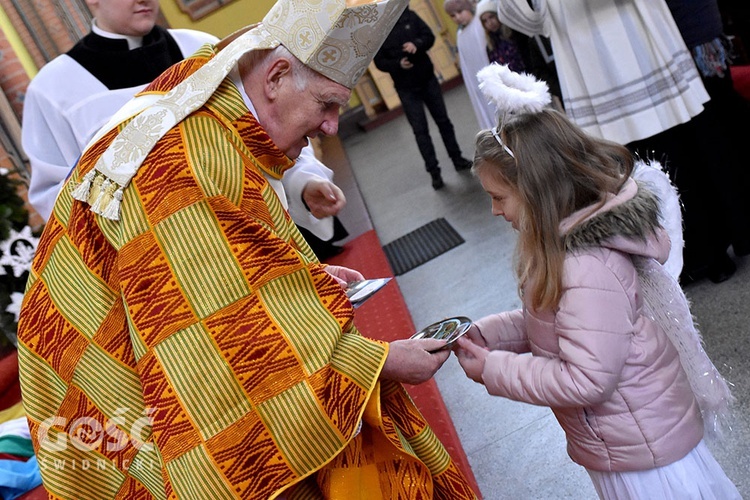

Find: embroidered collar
<box><xmin>71</xmin><ymin>24</ymin><xmax>279</xmax><ymax>220</ymax></box>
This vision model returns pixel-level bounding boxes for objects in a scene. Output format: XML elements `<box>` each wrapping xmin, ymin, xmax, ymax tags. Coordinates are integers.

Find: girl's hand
<box><xmin>454</xmin><ymin>336</ymin><xmax>490</xmax><ymax>384</ymax></box>
<box><xmin>464</xmin><ymin>323</ymin><xmax>488</xmax><ymax>348</ymax></box>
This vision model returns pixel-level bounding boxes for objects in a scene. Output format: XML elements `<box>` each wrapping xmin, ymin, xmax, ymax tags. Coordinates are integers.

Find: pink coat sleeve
<box><xmin>480</xmin><ymin>251</ymin><xmax>635</xmax><ymax>408</ymax></box>
<box><xmin>473</xmin><ymin>309</ymin><xmax>529</xmax><ymax>353</ymax></box>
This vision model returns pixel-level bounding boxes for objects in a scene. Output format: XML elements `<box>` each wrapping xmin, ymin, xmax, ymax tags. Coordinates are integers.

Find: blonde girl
<box><xmin>455</xmin><ymin>64</ymin><xmax>739</xmax><ymax>500</ymax></box>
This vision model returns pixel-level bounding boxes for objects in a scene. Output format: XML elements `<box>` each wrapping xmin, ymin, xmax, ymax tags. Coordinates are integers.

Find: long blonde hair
<box><xmin>473</xmin><ymin>108</ymin><xmax>634</xmax><ymax>310</ymax></box>
<box><xmin>481</xmin><ymin>12</ymin><xmax>515</xmax><ymax>52</ymax></box>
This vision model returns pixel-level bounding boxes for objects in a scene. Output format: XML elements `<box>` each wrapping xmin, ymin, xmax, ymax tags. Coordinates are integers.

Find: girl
<box><xmin>475</xmin><ymin>0</ymin><xmax>563</xmax><ymax>109</ymax></box>
<box><xmin>443</xmin><ymin>0</ymin><xmax>496</xmax><ymax>129</ymax></box>
<box><xmin>455</xmin><ymin>64</ymin><xmax>739</xmax><ymax>499</ymax></box>
<box><xmin>476</xmin><ymin>0</ymin><xmax>526</xmax><ymax>72</ymax></box>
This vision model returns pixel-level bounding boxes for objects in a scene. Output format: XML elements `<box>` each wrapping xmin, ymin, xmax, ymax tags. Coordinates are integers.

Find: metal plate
<box><xmin>411</xmin><ymin>316</ymin><xmax>472</xmax><ymax>351</ymax></box>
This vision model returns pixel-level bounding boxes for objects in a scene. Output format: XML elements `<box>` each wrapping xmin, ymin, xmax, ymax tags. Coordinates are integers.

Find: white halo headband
<box><xmin>477</xmin><ymin>63</ymin><xmax>551</xmax><ymax>158</ymax></box>
<box><xmin>491</xmin><ymin>126</ymin><xmax>515</xmax><ymax>158</ymax></box>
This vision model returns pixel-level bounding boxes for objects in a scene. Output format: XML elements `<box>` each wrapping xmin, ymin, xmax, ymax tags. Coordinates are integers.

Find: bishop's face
<box><xmin>265</xmin><ymin>68</ymin><xmax>351</xmax><ymax>159</ymax></box>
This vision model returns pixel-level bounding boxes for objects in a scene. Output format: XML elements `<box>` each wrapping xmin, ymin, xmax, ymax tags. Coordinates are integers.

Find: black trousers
<box><xmin>395</xmin><ymin>77</ymin><xmax>463</xmax><ymax>173</ymax></box>
<box><xmin>296</xmin><ymin>216</ymin><xmax>349</xmax><ymax>261</ymax></box>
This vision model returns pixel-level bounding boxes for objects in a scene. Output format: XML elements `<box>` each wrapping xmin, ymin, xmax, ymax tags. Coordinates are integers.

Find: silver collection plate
<box><xmin>411</xmin><ymin>316</ymin><xmax>472</xmax><ymax>352</ymax></box>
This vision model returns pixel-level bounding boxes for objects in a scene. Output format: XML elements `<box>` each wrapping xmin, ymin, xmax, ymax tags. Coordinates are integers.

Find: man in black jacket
<box><xmin>374</xmin><ymin>8</ymin><xmax>472</xmax><ymax>189</ymax></box>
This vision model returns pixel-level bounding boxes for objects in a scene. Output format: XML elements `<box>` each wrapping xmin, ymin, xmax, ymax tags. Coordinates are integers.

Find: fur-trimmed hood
<box><xmin>561</xmin><ymin>177</ymin><xmax>671</xmax><ymax>264</ymax></box>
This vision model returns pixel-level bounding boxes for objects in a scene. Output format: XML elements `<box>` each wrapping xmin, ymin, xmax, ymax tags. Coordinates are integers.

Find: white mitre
<box><xmin>265</xmin><ymin>0</ymin><xmax>408</xmax><ymax>89</ymax></box>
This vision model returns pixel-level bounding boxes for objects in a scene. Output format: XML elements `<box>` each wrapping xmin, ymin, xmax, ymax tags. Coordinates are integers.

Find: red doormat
<box><xmin>325</xmin><ymin>229</ymin><xmax>482</xmax><ymax>498</ymax></box>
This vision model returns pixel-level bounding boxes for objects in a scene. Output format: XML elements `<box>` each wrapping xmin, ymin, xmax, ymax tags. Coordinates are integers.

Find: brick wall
<box><xmin>0</xmin><ymin>0</ymin><xmax>89</xmax><ymax>228</ymax></box>
<box><xmin>0</xmin><ymin>31</ymin><xmax>30</xmax><ymax>120</ymax></box>
<box><xmin>0</xmin><ymin>0</ymin><xmax>82</xmax><ymax>70</ymax></box>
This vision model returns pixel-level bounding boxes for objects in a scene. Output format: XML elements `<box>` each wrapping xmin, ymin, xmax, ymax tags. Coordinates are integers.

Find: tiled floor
<box><xmin>329</xmin><ymin>83</ymin><xmax>750</xmax><ymax>499</ymax></box>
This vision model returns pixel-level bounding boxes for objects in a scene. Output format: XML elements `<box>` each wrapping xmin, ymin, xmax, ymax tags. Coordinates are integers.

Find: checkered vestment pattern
<box><xmin>17</xmin><ymin>45</ymin><xmax>477</xmax><ymax>499</ymax></box>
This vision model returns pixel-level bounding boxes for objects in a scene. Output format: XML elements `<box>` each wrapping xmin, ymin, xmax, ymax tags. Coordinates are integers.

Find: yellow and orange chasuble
<box><xmin>17</xmin><ymin>45</ymin><xmax>477</xmax><ymax>499</ymax></box>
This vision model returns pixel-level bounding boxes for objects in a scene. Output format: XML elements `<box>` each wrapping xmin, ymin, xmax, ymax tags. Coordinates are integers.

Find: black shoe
<box><xmin>313</xmin><ymin>246</ymin><xmax>344</xmax><ymax>261</ymax></box>
<box><xmin>707</xmin><ymin>254</ymin><xmax>736</xmax><ymax>284</ymax></box>
<box><xmin>453</xmin><ymin>157</ymin><xmax>472</xmax><ymax>171</ymax></box>
<box><xmin>430</xmin><ymin>171</ymin><xmax>445</xmax><ymax>190</ymax></box>
<box><xmin>732</xmin><ymin>240</ymin><xmax>750</xmax><ymax>257</ymax></box>
<box><xmin>681</xmin><ymin>254</ymin><xmax>736</xmax><ymax>286</ymax></box>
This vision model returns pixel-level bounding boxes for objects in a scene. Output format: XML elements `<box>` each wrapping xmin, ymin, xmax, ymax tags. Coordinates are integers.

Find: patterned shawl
<box><xmin>17</xmin><ymin>45</ymin><xmax>476</xmax><ymax>499</ymax></box>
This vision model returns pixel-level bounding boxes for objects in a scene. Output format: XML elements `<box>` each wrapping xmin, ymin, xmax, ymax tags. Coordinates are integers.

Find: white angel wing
<box><xmin>633</xmin><ymin>160</ymin><xmax>683</xmax><ymax>280</ymax></box>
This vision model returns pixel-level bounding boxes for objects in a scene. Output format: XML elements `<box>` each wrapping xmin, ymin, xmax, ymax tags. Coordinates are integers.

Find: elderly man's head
<box><xmin>239</xmin><ymin>46</ymin><xmax>351</xmax><ymax>159</ymax></box>
<box><xmin>229</xmin><ymin>0</ymin><xmax>410</xmax><ymax>159</ymax></box>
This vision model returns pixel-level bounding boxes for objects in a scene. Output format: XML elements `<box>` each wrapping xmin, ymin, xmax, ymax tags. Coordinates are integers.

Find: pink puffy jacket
<box><xmin>475</xmin><ymin>179</ymin><xmax>703</xmax><ymax>472</ymax></box>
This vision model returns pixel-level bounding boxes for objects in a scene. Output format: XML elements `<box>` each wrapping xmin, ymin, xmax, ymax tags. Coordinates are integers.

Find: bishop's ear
<box><xmin>265</xmin><ymin>57</ymin><xmax>293</xmax><ymax>100</ymax></box>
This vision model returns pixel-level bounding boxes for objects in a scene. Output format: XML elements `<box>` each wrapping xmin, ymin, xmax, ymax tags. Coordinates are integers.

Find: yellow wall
<box><xmin>160</xmin><ymin>0</ymin><xmax>457</xmax><ymax>50</ymax></box>
<box><xmin>159</xmin><ymin>0</ymin><xmax>274</xmax><ymax>38</ymax></box>
<box><xmin>0</xmin><ymin>6</ymin><xmax>38</xmax><ymax>78</ymax></box>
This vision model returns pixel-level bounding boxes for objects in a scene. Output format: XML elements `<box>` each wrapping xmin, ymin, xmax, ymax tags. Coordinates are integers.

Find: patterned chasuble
<box><xmin>17</xmin><ymin>45</ymin><xmax>477</xmax><ymax>499</ymax></box>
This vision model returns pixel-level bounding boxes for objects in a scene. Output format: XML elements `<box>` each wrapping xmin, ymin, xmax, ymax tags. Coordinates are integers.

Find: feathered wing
<box><xmin>632</xmin><ymin>160</ymin><xmax>683</xmax><ymax>279</ymax></box>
